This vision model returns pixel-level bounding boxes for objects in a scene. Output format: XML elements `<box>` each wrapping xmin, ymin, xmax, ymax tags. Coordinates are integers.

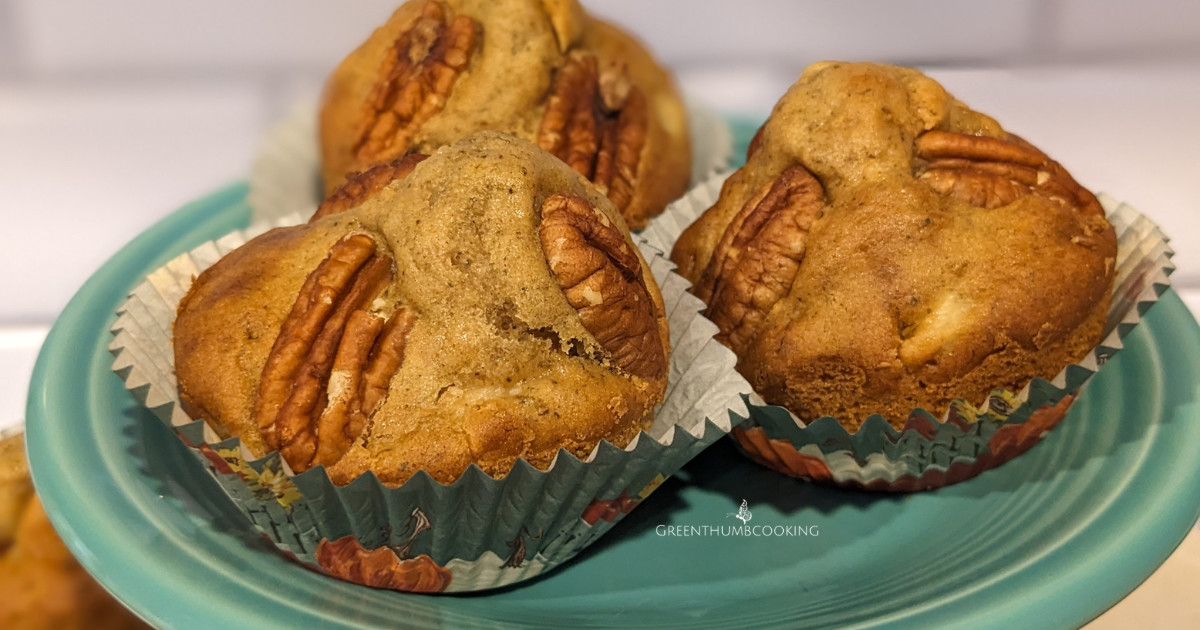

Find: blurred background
<box><xmin>0</xmin><ymin>0</ymin><xmax>1197</xmax><ymax>626</ymax></box>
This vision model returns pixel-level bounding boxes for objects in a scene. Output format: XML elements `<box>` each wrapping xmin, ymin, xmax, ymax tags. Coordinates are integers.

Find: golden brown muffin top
<box><xmin>672</xmin><ymin>62</ymin><xmax>1116</xmax><ymax>427</ymax></box>
<box><xmin>176</xmin><ymin>132</ymin><xmax>669</xmax><ymax>485</ymax></box>
<box><xmin>319</xmin><ymin>0</ymin><xmax>691</xmax><ymax>229</ymax></box>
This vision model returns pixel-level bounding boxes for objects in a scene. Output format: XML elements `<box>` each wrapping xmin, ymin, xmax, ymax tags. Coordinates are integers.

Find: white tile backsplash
<box><xmin>0</xmin><ymin>82</ymin><xmax>264</xmax><ymax>321</ymax></box>
<box><xmin>9</xmin><ymin>0</ymin><xmax>398</xmax><ymax>74</ymax></box>
<box><xmin>581</xmin><ymin>0</ymin><xmax>1041</xmax><ymax>66</ymax></box>
<box><xmin>0</xmin><ymin>0</ymin><xmax>21</xmax><ymax>72</ymax></box>
<box><xmin>5</xmin><ymin>0</ymin><xmax>1197</xmax><ymax>78</ymax></box>
<box><xmin>1</xmin><ymin>0</ymin><xmax>1198</xmax><ymax>79</ymax></box>
<box><xmin>1054</xmin><ymin>0</ymin><xmax>1200</xmax><ymax>59</ymax></box>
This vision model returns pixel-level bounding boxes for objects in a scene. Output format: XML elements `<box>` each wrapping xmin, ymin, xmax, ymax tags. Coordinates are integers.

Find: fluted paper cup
<box><xmin>643</xmin><ymin>174</ymin><xmax>1175</xmax><ymax>492</ymax></box>
<box><xmin>109</xmin><ymin>212</ymin><xmax>751</xmax><ymax>592</ymax></box>
<box><xmin>247</xmin><ymin>98</ymin><xmax>733</xmax><ymax>225</ymax></box>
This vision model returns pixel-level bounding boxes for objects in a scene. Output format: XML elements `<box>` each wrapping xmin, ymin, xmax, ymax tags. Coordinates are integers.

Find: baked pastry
<box><xmin>175</xmin><ymin>132</ymin><xmax>669</xmax><ymax>486</ymax></box>
<box><xmin>319</xmin><ymin>0</ymin><xmax>690</xmax><ymax>229</ymax></box>
<box><xmin>672</xmin><ymin>62</ymin><xmax>1116</xmax><ymax>430</ymax></box>
<box><xmin>0</xmin><ymin>433</ymin><xmax>149</xmax><ymax>630</ymax></box>
<box><xmin>0</xmin><ymin>431</ymin><xmax>31</xmax><ymax>550</ymax></box>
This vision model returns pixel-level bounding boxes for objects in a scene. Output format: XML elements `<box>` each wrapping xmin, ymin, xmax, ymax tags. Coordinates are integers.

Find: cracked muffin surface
<box><xmin>671</xmin><ymin>62</ymin><xmax>1116</xmax><ymax>430</ymax></box>
<box><xmin>175</xmin><ymin>132</ymin><xmax>669</xmax><ymax>485</ymax></box>
<box><xmin>319</xmin><ymin>0</ymin><xmax>690</xmax><ymax>229</ymax></box>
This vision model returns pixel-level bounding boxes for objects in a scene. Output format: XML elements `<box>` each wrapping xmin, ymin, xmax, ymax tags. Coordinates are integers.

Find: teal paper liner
<box><xmin>644</xmin><ymin>176</ymin><xmax>1175</xmax><ymax>491</ymax></box>
<box><xmin>109</xmin><ymin>213</ymin><xmax>749</xmax><ymax>592</ymax></box>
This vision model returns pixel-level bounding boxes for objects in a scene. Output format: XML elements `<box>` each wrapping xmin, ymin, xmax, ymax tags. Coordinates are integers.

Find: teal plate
<box><xmin>26</xmin><ymin>179</ymin><xmax>1200</xmax><ymax>629</ymax></box>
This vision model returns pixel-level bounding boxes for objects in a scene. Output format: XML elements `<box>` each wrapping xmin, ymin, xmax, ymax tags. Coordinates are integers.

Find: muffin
<box><xmin>671</xmin><ymin>62</ymin><xmax>1117</xmax><ymax>431</ymax></box>
<box><xmin>0</xmin><ymin>431</ymin><xmax>32</xmax><ymax>553</ymax></box>
<box><xmin>116</xmin><ymin>131</ymin><xmax>739</xmax><ymax>591</ymax></box>
<box><xmin>319</xmin><ymin>0</ymin><xmax>691</xmax><ymax>229</ymax></box>
<box><xmin>175</xmin><ymin>132</ymin><xmax>670</xmax><ymax>486</ymax></box>
<box><xmin>0</xmin><ymin>432</ymin><xmax>150</xmax><ymax>630</ymax></box>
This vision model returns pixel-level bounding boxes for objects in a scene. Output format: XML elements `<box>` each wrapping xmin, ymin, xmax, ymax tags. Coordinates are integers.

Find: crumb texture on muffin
<box><xmin>671</xmin><ymin>62</ymin><xmax>1117</xmax><ymax>430</ymax></box>
<box><xmin>319</xmin><ymin>0</ymin><xmax>690</xmax><ymax>229</ymax></box>
<box><xmin>176</xmin><ymin>132</ymin><xmax>669</xmax><ymax>486</ymax></box>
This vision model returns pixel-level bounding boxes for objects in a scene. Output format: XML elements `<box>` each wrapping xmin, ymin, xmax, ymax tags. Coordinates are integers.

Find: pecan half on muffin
<box><xmin>319</xmin><ymin>0</ymin><xmax>690</xmax><ymax>229</ymax></box>
<box><xmin>671</xmin><ymin>62</ymin><xmax>1117</xmax><ymax>431</ymax></box>
<box><xmin>175</xmin><ymin>132</ymin><xmax>669</xmax><ymax>485</ymax></box>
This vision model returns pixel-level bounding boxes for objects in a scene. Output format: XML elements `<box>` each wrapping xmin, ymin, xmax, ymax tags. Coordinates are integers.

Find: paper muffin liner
<box><xmin>247</xmin><ymin>97</ymin><xmax>733</xmax><ymax>225</ymax></box>
<box><xmin>642</xmin><ymin>173</ymin><xmax>1176</xmax><ymax>492</ymax></box>
<box><xmin>109</xmin><ymin>213</ymin><xmax>750</xmax><ymax>592</ymax></box>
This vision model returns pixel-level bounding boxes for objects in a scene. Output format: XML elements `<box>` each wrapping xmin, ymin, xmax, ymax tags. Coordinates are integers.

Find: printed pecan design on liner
<box><xmin>352</xmin><ymin>1</ymin><xmax>478</xmax><ymax>171</ymax></box>
<box><xmin>311</xmin><ymin>154</ymin><xmax>429</xmax><ymax>223</ymax></box>
<box><xmin>316</xmin><ymin>536</ymin><xmax>452</xmax><ymax>593</ymax></box>
<box><xmin>537</xmin><ymin>53</ymin><xmax>648</xmax><ymax>215</ymax></box>
<box><xmin>731</xmin><ymin>426</ymin><xmax>834</xmax><ymax>483</ymax></box>
<box><xmin>539</xmin><ymin>192</ymin><xmax>665</xmax><ymax>380</ymax></box>
<box><xmin>914</xmin><ymin>130</ymin><xmax>1103</xmax><ymax>216</ymax></box>
<box><xmin>254</xmin><ymin>234</ymin><xmax>416</xmax><ymax>472</ymax></box>
<box><xmin>696</xmin><ymin>165</ymin><xmax>825</xmax><ymax>355</ymax></box>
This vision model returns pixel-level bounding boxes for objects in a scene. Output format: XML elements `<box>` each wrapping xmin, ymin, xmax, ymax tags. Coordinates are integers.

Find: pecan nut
<box><xmin>312</xmin><ymin>154</ymin><xmax>428</xmax><ymax>223</ymax></box>
<box><xmin>537</xmin><ymin>54</ymin><xmax>648</xmax><ymax>216</ymax></box>
<box><xmin>351</xmin><ymin>1</ymin><xmax>478</xmax><ymax>171</ymax></box>
<box><xmin>915</xmin><ymin>130</ymin><xmax>1103</xmax><ymax>216</ymax></box>
<box><xmin>254</xmin><ymin>234</ymin><xmax>416</xmax><ymax>472</ymax></box>
<box><xmin>696</xmin><ymin>165</ymin><xmax>825</xmax><ymax>355</ymax></box>
<box><xmin>539</xmin><ymin>193</ymin><xmax>665</xmax><ymax>380</ymax></box>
